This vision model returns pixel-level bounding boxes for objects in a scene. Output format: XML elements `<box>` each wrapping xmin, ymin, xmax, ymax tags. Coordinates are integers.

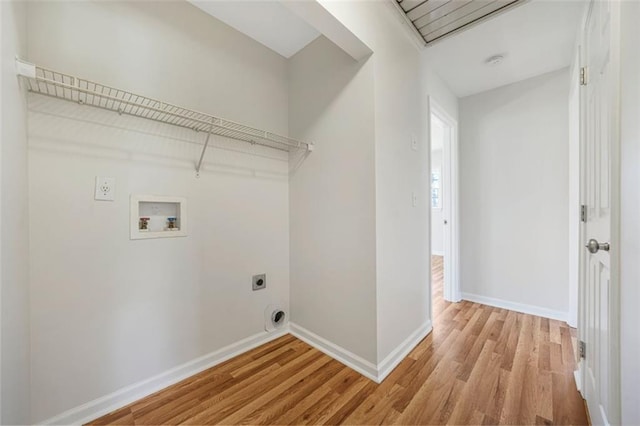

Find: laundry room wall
<box><xmin>26</xmin><ymin>1</ymin><xmax>291</xmax><ymax>421</ymax></box>
<box><xmin>288</xmin><ymin>34</ymin><xmax>378</xmax><ymax>365</ymax></box>
<box><xmin>1</xmin><ymin>0</ymin><xmax>31</xmax><ymax>423</ymax></box>
<box><xmin>293</xmin><ymin>0</ymin><xmax>459</xmax><ymax>368</ymax></box>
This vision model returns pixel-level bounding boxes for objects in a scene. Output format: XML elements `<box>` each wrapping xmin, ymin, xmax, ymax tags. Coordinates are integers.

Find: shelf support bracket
<box><xmin>195</xmin><ymin>125</ymin><xmax>214</xmax><ymax>178</ymax></box>
<box><xmin>15</xmin><ymin>57</ymin><xmax>36</xmax><ymax>78</ymax></box>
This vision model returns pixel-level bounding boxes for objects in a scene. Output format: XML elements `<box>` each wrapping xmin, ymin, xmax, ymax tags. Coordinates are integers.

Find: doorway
<box><xmin>429</xmin><ymin>97</ymin><xmax>460</xmax><ymax>315</ymax></box>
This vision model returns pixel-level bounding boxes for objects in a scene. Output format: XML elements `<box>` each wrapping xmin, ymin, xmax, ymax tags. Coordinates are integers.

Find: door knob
<box><xmin>585</xmin><ymin>238</ymin><xmax>610</xmax><ymax>253</ymax></box>
<box><xmin>444</xmin><ymin>220</ymin><xmax>448</xmax><ymax>225</ymax></box>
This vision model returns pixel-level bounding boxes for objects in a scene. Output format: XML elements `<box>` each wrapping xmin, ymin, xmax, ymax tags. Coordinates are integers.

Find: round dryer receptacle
<box><xmin>272</xmin><ymin>310</ymin><xmax>285</xmax><ymax>326</ymax></box>
<box><xmin>264</xmin><ymin>303</ymin><xmax>289</xmax><ymax>331</ymax></box>
<box><xmin>264</xmin><ymin>304</ymin><xmax>286</xmax><ymax>332</ymax></box>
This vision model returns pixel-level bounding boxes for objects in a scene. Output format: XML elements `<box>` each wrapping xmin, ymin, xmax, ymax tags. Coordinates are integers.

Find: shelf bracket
<box><xmin>195</xmin><ymin>124</ymin><xmax>214</xmax><ymax>178</ymax></box>
<box><xmin>15</xmin><ymin>57</ymin><xmax>36</xmax><ymax>78</ymax></box>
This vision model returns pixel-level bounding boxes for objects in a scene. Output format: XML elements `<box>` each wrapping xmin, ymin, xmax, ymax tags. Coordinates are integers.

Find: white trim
<box><xmin>38</xmin><ymin>328</ymin><xmax>290</xmax><ymax>425</ymax></box>
<box><xmin>574</xmin><ymin>366</ymin><xmax>583</xmax><ymax>396</ymax></box>
<box><xmin>568</xmin><ymin>43</ymin><xmax>581</xmax><ymax>330</ymax></box>
<box><xmin>429</xmin><ymin>97</ymin><xmax>461</xmax><ymax>303</ymax></box>
<box><xmin>289</xmin><ymin>322</ymin><xmax>379</xmax><ymax>382</ymax></box>
<box><xmin>599</xmin><ymin>405</ymin><xmax>611</xmax><ymax>426</ymax></box>
<box><xmin>41</xmin><ymin>320</ymin><xmax>434</xmax><ymax>424</ymax></box>
<box><xmin>290</xmin><ymin>321</ymin><xmax>432</xmax><ymax>384</ymax></box>
<box><xmin>384</xmin><ymin>0</ymin><xmax>427</xmax><ymax>50</ymax></box>
<box><xmin>431</xmin><ymin>250</ymin><xmax>444</xmax><ymax>256</ymax></box>
<box><xmin>377</xmin><ymin>321</ymin><xmax>432</xmax><ymax>382</ymax></box>
<box><xmin>577</xmin><ymin>0</ymin><xmax>590</xmax><ymax>410</ymax></box>
<box><xmin>462</xmin><ymin>292</ymin><xmax>569</xmax><ymax>323</ymax></box>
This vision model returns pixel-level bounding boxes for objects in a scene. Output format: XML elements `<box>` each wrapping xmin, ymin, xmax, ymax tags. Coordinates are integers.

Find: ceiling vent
<box><xmin>395</xmin><ymin>0</ymin><xmax>526</xmax><ymax>45</ymax></box>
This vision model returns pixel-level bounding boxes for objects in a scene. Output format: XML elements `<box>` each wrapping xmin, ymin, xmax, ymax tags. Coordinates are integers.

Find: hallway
<box><xmin>426</xmin><ymin>254</ymin><xmax>588</xmax><ymax>424</ymax></box>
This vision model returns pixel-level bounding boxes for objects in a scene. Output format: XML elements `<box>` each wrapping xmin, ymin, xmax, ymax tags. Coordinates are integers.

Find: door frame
<box><xmin>577</xmin><ymin>0</ymin><xmax>622</xmax><ymax>423</ymax></box>
<box><xmin>568</xmin><ymin>48</ymin><xmax>581</xmax><ymax>330</ymax></box>
<box><xmin>428</xmin><ymin>97</ymin><xmax>461</xmax><ymax>302</ymax></box>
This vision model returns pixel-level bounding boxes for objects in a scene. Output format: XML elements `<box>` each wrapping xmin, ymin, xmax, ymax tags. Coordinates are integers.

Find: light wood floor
<box><xmin>89</xmin><ymin>255</ymin><xmax>588</xmax><ymax>425</ymax></box>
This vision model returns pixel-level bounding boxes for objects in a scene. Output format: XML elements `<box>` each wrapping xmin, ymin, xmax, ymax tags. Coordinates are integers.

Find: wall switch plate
<box><xmin>252</xmin><ymin>274</ymin><xmax>266</xmax><ymax>291</ymax></box>
<box><xmin>95</xmin><ymin>177</ymin><xmax>115</xmax><ymax>201</ymax></box>
<box><xmin>411</xmin><ymin>134</ymin><xmax>418</xmax><ymax>151</ymax></box>
<box><xmin>412</xmin><ymin>192</ymin><xmax>418</xmax><ymax>207</ymax></box>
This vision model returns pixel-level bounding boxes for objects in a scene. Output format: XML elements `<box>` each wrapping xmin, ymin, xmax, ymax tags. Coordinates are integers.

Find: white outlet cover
<box><xmin>95</xmin><ymin>177</ymin><xmax>115</xmax><ymax>201</ymax></box>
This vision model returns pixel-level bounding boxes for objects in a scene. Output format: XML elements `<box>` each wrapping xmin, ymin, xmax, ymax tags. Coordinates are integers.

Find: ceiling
<box><xmin>189</xmin><ymin>0</ymin><xmax>583</xmax><ymax>98</ymax></box>
<box><xmin>397</xmin><ymin>0</ymin><xmax>526</xmax><ymax>45</ymax></box>
<box><xmin>189</xmin><ymin>1</ymin><xmax>320</xmax><ymax>58</ymax></box>
<box><xmin>422</xmin><ymin>0</ymin><xmax>585</xmax><ymax>97</ymax></box>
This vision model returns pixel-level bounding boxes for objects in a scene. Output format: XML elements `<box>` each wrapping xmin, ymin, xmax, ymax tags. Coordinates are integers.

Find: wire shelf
<box><xmin>16</xmin><ymin>59</ymin><xmax>313</xmax><ymax>174</ymax></box>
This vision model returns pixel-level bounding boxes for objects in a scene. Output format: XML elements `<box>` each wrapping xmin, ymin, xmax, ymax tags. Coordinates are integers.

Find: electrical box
<box><xmin>95</xmin><ymin>177</ymin><xmax>116</xmax><ymax>201</ymax></box>
<box><xmin>130</xmin><ymin>195</ymin><xmax>187</xmax><ymax>240</ymax></box>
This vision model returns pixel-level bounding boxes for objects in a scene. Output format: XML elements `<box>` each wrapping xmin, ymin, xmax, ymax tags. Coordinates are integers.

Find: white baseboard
<box><xmin>462</xmin><ymin>292</ymin><xmax>569</xmax><ymax>323</ymax></box>
<box><xmin>40</xmin><ymin>328</ymin><xmax>290</xmax><ymax>425</ymax></box>
<box><xmin>289</xmin><ymin>322</ymin><xmax>379</xmax><ymax>382</ymax></box>
<box><xmin>290</xmin><ymin>321</ymin><xmax>432</xmax><ymax>383</ymax></box>
<box><xmin>43</xmin><ymin>321</ymin><xmax>434</xmax><ymax>424</ymax></box>
<box><xmin>377</xmin><ymin>321</ymin><xmax>432</xmax><ymax>382</ymax></box>
<box><xmin>431</xmin><ymin>250</ymin><xmax>444</xmax><ymax>256</ymax></box>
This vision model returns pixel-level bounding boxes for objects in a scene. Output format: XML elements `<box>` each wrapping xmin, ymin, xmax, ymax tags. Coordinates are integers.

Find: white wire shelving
<box><xmin>15</xmin><ymin>59</ymin><xmax>313</xmax><ymax>176</ymax></box>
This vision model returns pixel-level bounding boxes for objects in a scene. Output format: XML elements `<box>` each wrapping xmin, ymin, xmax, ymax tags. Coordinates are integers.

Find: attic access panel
<box><xmin>397</xmin><ymin>0</ymin><xmax>526</xmax><ymax>45</ymax></box>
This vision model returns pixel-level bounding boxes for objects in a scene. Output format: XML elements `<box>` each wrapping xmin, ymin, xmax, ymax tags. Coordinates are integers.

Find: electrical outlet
<box><xmin>95</xmin><ymin>177</ymin><xmax>115</xmax><ymax>201</ymax></box>
<box><xmin>252</xmin><ymin>274</ymin><xmax>266</xmax><ymax>291</ymax></box>
<box><xmin>411</xmin><ymin>134</ymin><xmax>418</xmax><ymax>151</ymax></box>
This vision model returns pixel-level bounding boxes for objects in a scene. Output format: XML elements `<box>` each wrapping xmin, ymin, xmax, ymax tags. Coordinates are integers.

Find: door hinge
<box><xmin>580</xmin><ymin>204</ymin><xmax>587</xmax><ymax>222</ymax></box>
<box><xmin>580</xmin><ymin>67</ymin><xmax>588</xmax><ymax>86</ymax></box>
<box><xmin>579</xmin><ymin>340</ymin><xmax>586</xmax><ymax>359</ymax></box>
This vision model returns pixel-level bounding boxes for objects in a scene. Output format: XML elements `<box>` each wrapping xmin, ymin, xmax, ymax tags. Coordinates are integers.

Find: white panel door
<box><xmin>580</xmin><ymin>0</ymin><xmax>620</xmax><ymax>424</ymax></box>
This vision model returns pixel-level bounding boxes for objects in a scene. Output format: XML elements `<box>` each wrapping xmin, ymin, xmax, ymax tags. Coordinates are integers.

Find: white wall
<box><xmin>288</xmin><ymin>35</ymin><xmax>378</xmax><ymax>363</ymax></box>
<box><xmin>422</xmin><ymin>64</ymin><xmax>459</xmax><ymax>125</ymax></box>
<box><xmin>356</xmin><ymin>2</ymin><xmax>429</xmax><ymax>365</ymax></box>
<box><xmin>620</xmin><ymin>1</ymin><xmax>640</xmax><ymax>423</ymax></box>
<box><xmin>459</xmin><ymin>69</ymin><xmax>570</xmax><ymax>318</ymax></box>
<box><xmin>22</xmin><ymin>1</ymin><xmax>461</xmax><ymax>418</ymax></box>
<box><xmin>308</xmin><ymin>1</ymin><xmax>459</xmax><ymax>365</ymax></box>
<box><xmin>430</xmin><ymin>147</ymin><xmax>444</xmax><ymax>255</ymax></box>
<box><xmin>0</xmin><ymin>1</ymin><xmax>31</xmax><ymax>423</ymax></box>
<box><xmin>27</xmin><ymin>2</ymin><xmax>290</xmax><ymax>421</ymax></box>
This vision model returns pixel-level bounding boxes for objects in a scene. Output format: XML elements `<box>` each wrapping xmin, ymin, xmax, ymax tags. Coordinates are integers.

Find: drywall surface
<box><xmin>431</xmin><ymin>149</ymin><xmax>444</xmax><ymax>255</ymax></box>
<box><xmin>422</xmin><ymin>62</ymin><xmax>459</xmax><ymax>123</ymax></box>
<box><xmin>366</xmin><ymin>6</ymin><xmax>429</xmax><ymax>364</ymax></box>
<box><xmin>314</xmin><ymin>0</ymin><xmax>459</xmax><ymax>363</ymax></box>
<box><xmin>620</xmin><ymin>1</ymin><xmax>640</xmax><ymax>423</ymax></box>
<box><xmin>27</xmin><ymin>2</ymin><xmax>290</xmax><ymax>421</ymax></box>
<box><xmin>288</xmin><ymin>35</ymin><xmax>378</xmax><ymax>363</ymax></box>
<box><xmin>0</xmin><ymin>1</ymin><xmax>31</xmax><ymax>423</ymax></box>
<box><xmin>459</xmin><ymin>69</ymin><xmax>570</xmax><ymax>315</ymax></box>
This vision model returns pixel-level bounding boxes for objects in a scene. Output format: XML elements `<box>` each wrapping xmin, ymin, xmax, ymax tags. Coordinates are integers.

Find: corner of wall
<box><xmin>1</xmin><ymin>0</ymin><xmax>31</xmax><ymax>424</ymax></box>
<box><xmin>620</xmin><ymin>1</ymin><xmax>640</xmax><ymax>423</ymax></box>
<box><xmin>287</xmin><ymin>33</ymin><xmax>378</xmax><ymax>365</ymax></box>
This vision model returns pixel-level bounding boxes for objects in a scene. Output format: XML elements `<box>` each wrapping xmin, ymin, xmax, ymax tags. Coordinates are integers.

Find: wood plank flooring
<box><xmin>89</xmin><ymin>255</ymin><xmax>588</xmax><ymax>425</ymax></box>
